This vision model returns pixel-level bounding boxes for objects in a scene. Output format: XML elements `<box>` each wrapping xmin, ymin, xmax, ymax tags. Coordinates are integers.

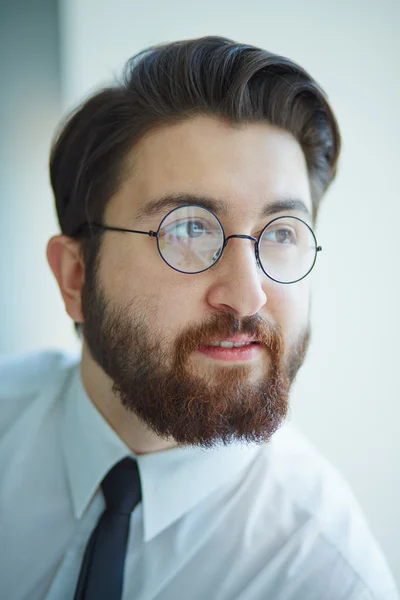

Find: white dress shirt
<box><xmin>0</xmin><ymin>349</ymin><xmax>398</xmax><ymax>600</ymax></box>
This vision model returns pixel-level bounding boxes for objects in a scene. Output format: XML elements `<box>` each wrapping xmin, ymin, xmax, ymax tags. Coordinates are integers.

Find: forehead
<box><xmin>110</xmin><ymin>116</ymin><xmax>312</xmax><ymax>222</ymax></box>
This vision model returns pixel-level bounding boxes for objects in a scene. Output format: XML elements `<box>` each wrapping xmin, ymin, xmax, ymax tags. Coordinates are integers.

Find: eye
<box><xmin>165</xmin><ymin>218</ymin><xmax>213</xmax><ymax>239</ymax></box>
<box><xmin>179</xmin><ymin>219</ymin><xmax>205</xmax><ymax>238</ymax></box>
<box><xmin>263</xmin><ymin>227</ymin><xmax>297</xmax><ymax>245</ymax></box>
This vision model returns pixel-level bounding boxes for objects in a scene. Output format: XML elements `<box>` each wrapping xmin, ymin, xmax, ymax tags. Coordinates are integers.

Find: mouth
<box><xmin>197</xmin><ymin>337</ymin><xmax>263</xmax><ymax>362</ymax></box>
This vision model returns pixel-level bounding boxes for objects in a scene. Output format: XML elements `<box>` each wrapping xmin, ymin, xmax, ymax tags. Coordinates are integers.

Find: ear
<box><xmin>46</xmin><ymin>235</ymin><xmax>85</xmax><ymax>324</ymax></box>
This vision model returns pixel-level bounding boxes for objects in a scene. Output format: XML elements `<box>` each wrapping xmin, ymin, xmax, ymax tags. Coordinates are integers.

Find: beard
<box><xmin>81</xmin><ymin>270</ymin><xmax>310</xmax><ymax>450</ymax></box>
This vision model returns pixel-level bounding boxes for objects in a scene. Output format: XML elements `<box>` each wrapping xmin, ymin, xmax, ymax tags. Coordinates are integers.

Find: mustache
<box><xmin>174</xmin><ymin>312</ymin><xmax>284</xmax><ymax>363</ymax></box>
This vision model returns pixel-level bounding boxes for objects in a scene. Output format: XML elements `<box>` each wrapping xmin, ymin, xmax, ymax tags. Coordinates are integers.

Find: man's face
<box><xmin>81</xmin><ymin>116</ymin><xmax>313</xmax><ymax>448</ymax></box>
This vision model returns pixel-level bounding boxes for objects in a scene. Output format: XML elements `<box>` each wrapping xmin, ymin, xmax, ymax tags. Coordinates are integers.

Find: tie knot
<box><xmin>101</xmin><ymin>457</ymin><xmax>142</xmax><ymax>515</ymax></box>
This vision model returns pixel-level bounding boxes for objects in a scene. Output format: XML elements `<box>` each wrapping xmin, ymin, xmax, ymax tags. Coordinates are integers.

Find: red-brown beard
<box><xmin>82</xmin><ymin>277</ymin><xmax>310</xmax><ymax>449</ymax></box>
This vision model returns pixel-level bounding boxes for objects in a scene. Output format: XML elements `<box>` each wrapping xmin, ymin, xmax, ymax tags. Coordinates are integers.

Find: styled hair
<box><xmin>49</xmin><ymin>35</ymin><xmax>341</xmax><ymax>333</ymax></box>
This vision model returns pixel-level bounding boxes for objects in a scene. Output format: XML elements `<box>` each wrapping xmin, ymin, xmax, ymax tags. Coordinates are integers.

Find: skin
<box><xmin>47</xmin><ymin>116</ymin><xmax>313</xmax><ymax>455</ymax></box>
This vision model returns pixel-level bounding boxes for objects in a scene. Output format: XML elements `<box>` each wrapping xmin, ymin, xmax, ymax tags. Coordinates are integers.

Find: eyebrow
<box><xmin>134</xmin><ymin>193</ymin><xmax>312</xmax><ymax>222</ymax></box>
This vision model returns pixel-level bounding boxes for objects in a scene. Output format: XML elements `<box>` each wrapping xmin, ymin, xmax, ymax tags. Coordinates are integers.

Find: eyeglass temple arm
<box><xmin>90</xmin><ymin>223</ymin><xmax>158</xmax><ymax>237</ymax></box>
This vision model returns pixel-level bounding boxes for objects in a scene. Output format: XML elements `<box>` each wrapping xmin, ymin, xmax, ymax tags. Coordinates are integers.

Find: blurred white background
<box><xmin>1</xmin><ymin>0</ymin><xmax>399</xmax><ymax>585</ymax></box>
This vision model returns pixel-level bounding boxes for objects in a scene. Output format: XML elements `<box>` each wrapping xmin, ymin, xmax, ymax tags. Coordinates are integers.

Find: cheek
<box><xmin>99</xmin><ymin>234</ymin><xmax>162</xmax><ymax>299</ymax></box>
<box><xmin>265</xmin><ymin>280</ymin><xmax>310</xmax><ymax>343</ymax></box>
<box><xmin>153</xmin><ymin>275</ymin><xmax>206</xmax><ymax>338</ymax></box>
<box><xmin>99</xmin><ymin>236</ymin><xmax>202</xmax><ymax>336</ymax></box>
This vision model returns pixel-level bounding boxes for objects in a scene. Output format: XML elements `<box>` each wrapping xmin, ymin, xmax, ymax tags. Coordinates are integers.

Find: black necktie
<box><xmin>73</xmin><ymin>457</ymin><xmax>142</xmax><ymax>600</ymax></box>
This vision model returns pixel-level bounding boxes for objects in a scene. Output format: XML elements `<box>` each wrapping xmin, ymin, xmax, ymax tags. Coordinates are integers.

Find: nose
<box><xmin>206</xmin><ymin>236</ymin><xmax>267</xmax><ymax>318</ymax></box>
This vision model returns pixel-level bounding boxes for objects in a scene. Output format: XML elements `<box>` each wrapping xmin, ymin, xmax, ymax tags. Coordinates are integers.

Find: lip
<box><xmin>197</xmin><ymin>341</ymin><xmax>262</xmax><ymax>362</ymax></box>
<box><xmin>206</xmin><ymin>335</ymin><xmax>258</xmax><ymax>344</ymax></box>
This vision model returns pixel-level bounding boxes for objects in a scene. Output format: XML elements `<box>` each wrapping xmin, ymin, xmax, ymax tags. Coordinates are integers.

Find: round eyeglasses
<box><xmin>90</xmin><ymin>204</ymin><xmax>321</xmax><ymax>284</ymax></box>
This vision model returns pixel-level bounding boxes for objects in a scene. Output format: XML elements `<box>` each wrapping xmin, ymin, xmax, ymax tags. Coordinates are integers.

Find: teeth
<box><xmin>208</xmin><ymin>341</ymin><xmax>254</xmax><ymax>348</ymax></box>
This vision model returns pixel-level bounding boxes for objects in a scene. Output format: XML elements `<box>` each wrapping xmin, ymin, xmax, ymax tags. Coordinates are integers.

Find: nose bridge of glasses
<box><xmin>221</xmin><ymin>234</ymin><xmax>261</xmax><ymax>268</ymax></box>
<box><xmin>223</xmin><ymin>233</ymin><xmax>258</xmax><ymax>247</ymax></box>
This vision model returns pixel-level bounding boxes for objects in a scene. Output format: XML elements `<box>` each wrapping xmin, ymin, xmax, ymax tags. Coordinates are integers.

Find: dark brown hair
<box><xmin>49</xmin><ymin>35</ymin><xmax>341</xmax><ymax>332</ymax></box>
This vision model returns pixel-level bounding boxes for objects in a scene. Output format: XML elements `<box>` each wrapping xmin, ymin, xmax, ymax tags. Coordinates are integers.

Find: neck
<box><xmin>80</xmin><ymin>342</ymin><xmax>178</xmax><ymax>455</ymax></box>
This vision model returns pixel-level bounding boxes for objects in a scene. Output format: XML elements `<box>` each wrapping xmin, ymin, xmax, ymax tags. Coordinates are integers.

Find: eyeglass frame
<box><xmin>86</xmin><ymin>204</ymin><xmax>322</xmax><ymax>284</ymax></box>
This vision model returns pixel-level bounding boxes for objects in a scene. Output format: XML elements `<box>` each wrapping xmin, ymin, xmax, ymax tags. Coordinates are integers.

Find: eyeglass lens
<box><xmin>157</xmin><ymin>206</ymin><xmax>317</xmax><ymax>282</ymax></box>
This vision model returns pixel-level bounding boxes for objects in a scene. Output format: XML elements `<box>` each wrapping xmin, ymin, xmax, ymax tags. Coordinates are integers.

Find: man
<box><xmin>0</xmin><ymin>36</ymin><xmax>397</xmax><ymax>600</ymax></box>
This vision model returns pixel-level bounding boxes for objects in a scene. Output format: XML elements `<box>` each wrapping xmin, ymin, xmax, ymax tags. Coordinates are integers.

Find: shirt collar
<box><xmin>62</xmin><ymin>362</ymin><xmax>133</xmax><ymax>522</ymax></box>
<box><xmin>62</xmin><ymin>361</ymin><xmax>262</xmax><ymax>542</ymax></box>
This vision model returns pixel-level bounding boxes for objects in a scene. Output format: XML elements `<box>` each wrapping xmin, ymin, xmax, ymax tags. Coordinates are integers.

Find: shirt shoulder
<box><xmin>0</xmin><ymin>349</ymin><xmax>80</xmax><ymax>438</ymax></box>
<box><xmin>252</xmin><ymin>423</ymin><xmax>398</xmax><ymax>599</ymax></box>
